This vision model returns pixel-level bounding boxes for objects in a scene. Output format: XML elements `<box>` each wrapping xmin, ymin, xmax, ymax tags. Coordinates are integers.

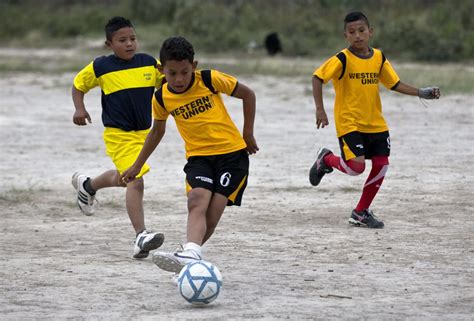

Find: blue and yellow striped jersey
<box><xmin>74</xmin><ymin>53</ymin><xmax>164</xmax><ymax>131</ymax></box>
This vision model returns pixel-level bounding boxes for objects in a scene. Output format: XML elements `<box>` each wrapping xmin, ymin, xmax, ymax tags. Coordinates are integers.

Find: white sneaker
<box><xmin>71</xmin><ymin>172</ymin><xmax>96</xmax><ymax>216</ymax></box>
<box><xmin>133</xmin><ymin>230</ymin><xmax>165</xmax><ymax>259</ymax></box>
<box><xmin>152</xmin><ymin>250</ymin><xmax>201</xmax><ymax>273</ymax></box>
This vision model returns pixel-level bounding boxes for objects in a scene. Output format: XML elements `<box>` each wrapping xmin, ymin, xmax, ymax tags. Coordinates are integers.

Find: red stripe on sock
<box><xmin>324</xmin><ymin>154</ymin><xmax>365</xmax><ymax>175</ymax></box>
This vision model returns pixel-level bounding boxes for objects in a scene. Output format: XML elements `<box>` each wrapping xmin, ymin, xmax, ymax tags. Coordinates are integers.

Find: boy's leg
<box><xmin>202</xmin><ymin>193</ymin><xmax>228</xmax><ymax>244</ymax></box>
<box><xmin>127</xmin><ymin>177</ymin><xmax>164</xmax><ymax>259</ymax></box>
<box><xmin>186</xmin><ymin>187</ymin><xmax>213</xmax><ymax>245</ymax></box>
<box><xmin>349</xmin><ymin>132</ymin><xmax>390</xmax><ymax>229</ymax></box>
<box><xmin>125</xmin><ymin>177</ymin><xmax>145</xmax><ymax>233</ymax></box>
<box><xmin>354</xmin><ymin>156</ymin><xmax>389</xmax><ymax>212</ymax></box>
<box><xmin>152</xmin><ymin>187</ymin><xmax>211</xmax><ymax>273</ymax></box>
<box><xmin>72</xmin><ymin>169</ymin><xmax>123</xmax><ymax>215</ymax></box>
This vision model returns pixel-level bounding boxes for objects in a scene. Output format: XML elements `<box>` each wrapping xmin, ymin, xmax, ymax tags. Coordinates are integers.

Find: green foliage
<box><xmin>0</xmin><ymin>0</ymin><xmax>473</xmax><ymax>61</ymax></box>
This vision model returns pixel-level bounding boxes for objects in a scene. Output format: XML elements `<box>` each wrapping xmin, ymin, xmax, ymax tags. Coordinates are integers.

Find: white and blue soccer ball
<box><xmin>177</xmin><ymin>261</ymin><xmax>222</xmax><ymax>305</ymax></box>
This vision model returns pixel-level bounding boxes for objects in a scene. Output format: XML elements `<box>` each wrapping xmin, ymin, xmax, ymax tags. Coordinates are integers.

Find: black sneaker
<box><xmin>348</xmin><ymin>209</ymin><xmax>384</xmax><ymax>229</ymax></box>
<box><xmin>309</xmin><ymin>148</ymin><xmax>333</xmax><ymax>186</ymax></box>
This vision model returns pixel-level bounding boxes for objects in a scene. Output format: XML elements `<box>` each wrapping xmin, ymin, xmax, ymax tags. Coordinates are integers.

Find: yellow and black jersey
<box><xmin>152</xmin><ymin>69</ymin><xmax>247</xmax><ymax>158</ymax></box>
<box><xmin>74</xmin><ymin>53</ymin><xmax>164</xmax><ymax>131</ymax></box>
<box><xmin>314</xmin><ymin>48</ymin><xmax>400</xmax><ymax>137</ymax></box>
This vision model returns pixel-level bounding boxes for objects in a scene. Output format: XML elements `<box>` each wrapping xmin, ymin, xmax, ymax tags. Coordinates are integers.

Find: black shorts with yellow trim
<box><xmin>184</xmin><ymin>149</ymin><xmax>249</xmax><ymax>206</ymax></box>
<box><xmin>338</xmin><ymin>131</ymin><xmax>390</xmax><ymax>161</ymax></box>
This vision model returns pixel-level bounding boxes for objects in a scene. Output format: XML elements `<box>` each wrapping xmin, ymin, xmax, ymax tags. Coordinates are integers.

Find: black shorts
<box><xmin>338</xmin><ymin>131</ymin><xmax>390</xmax><ymax>161</ymax></box>
<box><xmin>184</xmin><ymin>149</ymin><xmax>249</xmax><ymax>206</ymax></box>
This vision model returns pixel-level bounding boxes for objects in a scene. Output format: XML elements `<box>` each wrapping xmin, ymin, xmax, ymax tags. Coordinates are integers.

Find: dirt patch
<box><xmin>0</xmin><ymin>70</ymin><xmax>473</xmax><ymax>320</ymax></box>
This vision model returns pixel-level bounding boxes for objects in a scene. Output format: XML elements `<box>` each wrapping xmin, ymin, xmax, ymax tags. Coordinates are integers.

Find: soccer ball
<box><xmin>177</xmin><ymin>261</ymin><xmax>222</xmax><ymax>305</ymax></box>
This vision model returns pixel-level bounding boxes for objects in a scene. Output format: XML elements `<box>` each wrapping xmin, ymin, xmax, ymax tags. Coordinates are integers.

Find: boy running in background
<box><xmin>120</xmin><ymin>36</ymin><xmax>259</xmax><ymax>273</ymax></box>
<box><xmin>71</xmin><ymin>16</ymin><xmax>165</xmax><ymax>258</ymax></box>
<box><xmin>309</xmin><ymin>11</ymin><xmax>440</xmax><ymax>228</ymax></box>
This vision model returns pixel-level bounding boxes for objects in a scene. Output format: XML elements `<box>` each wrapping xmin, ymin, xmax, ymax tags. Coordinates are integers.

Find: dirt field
<box><xmin>0</xmin><ymin>60</ymin><xmax>473</xmax><ymax>320</ymax></box>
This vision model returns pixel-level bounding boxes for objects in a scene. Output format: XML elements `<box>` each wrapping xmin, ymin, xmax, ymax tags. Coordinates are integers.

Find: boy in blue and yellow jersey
<box><xmin>121</xmin><ymin>36</ymin><xmax>259</xmax><ymax>273</ymax></box>
<box><xmin>309</xmin><ymin>12</ymin><xmax>440</xmax><ymax>228</ymax></box>
<box><xmin>71</xmin><ymin>16</ymin><xmax>165</xmax><ymax>258</ymax></box>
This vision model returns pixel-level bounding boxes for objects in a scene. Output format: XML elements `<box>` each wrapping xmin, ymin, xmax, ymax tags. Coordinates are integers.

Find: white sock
<box><xmin>184</xmin><ymin>242</ymin><xmax>202</xmax><ymax>258</ymax></box>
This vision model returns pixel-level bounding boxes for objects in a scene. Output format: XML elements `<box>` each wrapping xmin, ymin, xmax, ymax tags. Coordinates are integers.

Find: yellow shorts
<box><xmin>103</xmin><ymin>127</ymin><xmax>150</xmax><ymax>178</ymax></box>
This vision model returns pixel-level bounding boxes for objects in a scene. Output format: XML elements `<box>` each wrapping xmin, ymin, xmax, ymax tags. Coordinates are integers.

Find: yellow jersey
<box><xmin>314</xmin><ymin>48</ymin><xmax>400</xmax><ymax>137</ymax></box>
<box><xmin>152</xmin><ymin>70</ymin><xmax>247</xmax><ymax>158</ymax></box>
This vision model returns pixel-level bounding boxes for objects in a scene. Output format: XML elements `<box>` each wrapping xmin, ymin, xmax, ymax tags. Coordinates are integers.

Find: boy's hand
<box><xmin>243</xmin><ymin>133</ymin><xmax>259</xmax><ymax>155</ymax></box>
<box><xmin>418</xmin><ymin>87</ymin><xmax>441</xmax><ymax>99</ymax></box>
<box><xmin>316</xmin><ymin>109</ymin><xmax>329</xmax><ymax>129</ymax></box>
<box><xmin>119</xmin><ymin>165</ymin><xmax>141</xmax><ymax>185</ymax></box>
<box><xmin>73</xmin><ymin>109</ymin><xmax>92</xmax><ymax>126</ymax></box>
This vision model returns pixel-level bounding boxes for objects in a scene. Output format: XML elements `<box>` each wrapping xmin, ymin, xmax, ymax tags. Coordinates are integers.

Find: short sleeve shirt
<box><xmin>74</xmin><ymin>53</ymin><xmax>164</xmax><ymax>131</ymax></box>
<box><xmin>152</xmin><ymin>70</ymin><xmax>247</xmax><ymax>158</ymax></box>
<box><xmin>314</xmin><ymin>48</ymin><xmax>400</xmax><ymax>137</ymax></box>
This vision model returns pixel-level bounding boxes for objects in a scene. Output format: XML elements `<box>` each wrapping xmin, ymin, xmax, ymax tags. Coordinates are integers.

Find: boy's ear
<box><xmin>105</xmin><ymin>40</ymin><xmax>112</xmax><ymax>49</ymax></box>
<box><xmin>192</xmin><ymin>61</ymin><xmax>198</xmax><ymax>70</ymax></box>
<box><xmin>157</xmin><ymin>64</ymin><xmax>164</xmax><ymax>73</ymax></box>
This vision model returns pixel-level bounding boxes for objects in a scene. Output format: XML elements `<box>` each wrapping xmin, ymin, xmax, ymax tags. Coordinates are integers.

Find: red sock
<box><xmin>355</xmin><ymin>156</ymin><xmax>389</xmax><ymax>212</ymax></box>
<box><xmin>324</xmin><ymin>154</ymin><xmax>365</xmax><ymax>176</ymax></box>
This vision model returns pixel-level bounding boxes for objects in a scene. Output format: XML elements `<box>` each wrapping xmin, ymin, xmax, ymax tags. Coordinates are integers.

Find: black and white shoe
<box><xmin>133</xmin><ymin>230</ymin><xmax>165</xmax><ymax>259</ymax></box>
<box><xmin>349</xmin><ymin>209</ymin><xmax>384</xmax><ymax>229</ymax></box>
<box><xmin>309</xmin><ymin>148</ymin><xmax>333</xmax><ymax>186</ymax></box>
<box><xmin>72</xmin><ymin>172</ymin><xmax>97</xmax><ymax>216</ymax></box>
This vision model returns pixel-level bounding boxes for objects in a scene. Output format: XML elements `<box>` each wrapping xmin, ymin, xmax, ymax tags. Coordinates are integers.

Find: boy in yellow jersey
<box><xmin>120</xmin><ymin>36</ymin><xmax>259</xmax><ymax>273</ymax></box>
<box><xmin>309</xmin><ymin>12</ymin><xmax>440</xmax><ymax>228</ymax></box>
<box><xmin>71</xmin><ymin>17</ymin><xmax>165</xmax><ymax>258</ymax></box>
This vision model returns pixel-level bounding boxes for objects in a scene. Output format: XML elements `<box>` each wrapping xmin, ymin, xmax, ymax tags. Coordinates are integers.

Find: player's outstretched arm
<box><xmin>232</xmin><ymin>82</ymin><xmax>259</xmax><ymax>155</ymax></box>
<box><xmin>312</xmin><ymin>76</ymin><xmax>329</xmax><ymax>129</ymax></box>
<box><xmin>71</xmin><ymin>86</ymin><xmax>92</xmax><ymax>126</ymax></box>
<box><xmin>394</xmin><ymin>81</ymin><xmax>441</xmax><ymax>99</ymax></box>
<box><xmin>120</xmin><ymin>119</ymin><xmax>166</xmax><ymax>184</ymax></box>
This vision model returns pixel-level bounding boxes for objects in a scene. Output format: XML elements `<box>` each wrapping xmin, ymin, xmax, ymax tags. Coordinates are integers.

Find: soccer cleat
<box><xmin>132</xmin><ymin>230</ymin><xmax>165</xmax><ymax>259</ymax></box>
<box><xmin>152</xmin><ymin>249</ymin><xmax>201</xmax><ymax>273</ymax></box>
<box><xmin>348</xmin><ymin>209</ymin><xmax>385</xmax><ymax>229</ymax></box>
<box><xmin>309</xmin><ymin>148</ymin><xmax>334</xmax><ymax>186</ymax></box>
<box><xmin>72</xmin><ymin>172</ymin><xmax>97</xmax><ymax>216</ymax></box>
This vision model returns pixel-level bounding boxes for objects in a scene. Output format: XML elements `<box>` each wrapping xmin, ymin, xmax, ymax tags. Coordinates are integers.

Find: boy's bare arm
<box><xmin>120</xmin><ymin>119</ymin><xmax>166</xmax><ymax>183</ymax></box>
<box><xmin>71</xmin><ymin>86</ymin><xmax>92</xmax><ymax>125</ymax></box>
<box><xmin>312</xmin><ymin>76</ymin><xmax>329</xmax><ymax>129</ymax></box>
<box><xmin>232</xmin><ymin>82</ymin><xmax>259</xmax><ymax>154</ymax></box>
<box><xmin>394</xmin><ymin>81</ymin><xmax>441</xmax><ymax>99</ymax></box>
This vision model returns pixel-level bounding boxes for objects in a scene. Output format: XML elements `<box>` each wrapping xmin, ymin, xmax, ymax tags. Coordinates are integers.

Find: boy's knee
<box><xmin>346</xmin><ymin>160</ymin><xmax>365</xmax><ymax>176</ymax></box>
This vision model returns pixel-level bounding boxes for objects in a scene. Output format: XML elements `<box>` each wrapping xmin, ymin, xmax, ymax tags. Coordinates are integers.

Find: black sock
<box><xmin>83</xmin><ymin>178</ymin><xmax>96</xmax><ymax>196</ymax></box>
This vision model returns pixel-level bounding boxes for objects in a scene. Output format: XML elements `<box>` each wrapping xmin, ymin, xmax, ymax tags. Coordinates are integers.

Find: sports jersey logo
<box><xmin>143</xmin><ymin>72</ymin><xmax>152</xmax><ymax>80</ymax></box>
<box><xmin>387</xmin><ymin>137</ymin><xmax>391</xmax><ymax>149</ymax></box>
<box><xmin>349</xmin><ymin>72</ymin><xmax>379</xmax><ymax>84</ymax></box>
<box><xmin>220</xmin><ymin>172</ymin><xmax>231</xmax><ymax>187</ymax></box>
<box><xmin>195</xmin><ymin>176</ymin><xmax>213</xmax><ymax>184</ymax></box>
<box><xmin>170</xmin><ymin>96</ymin><xmax>214</xmax><ymax>120</ymax></box>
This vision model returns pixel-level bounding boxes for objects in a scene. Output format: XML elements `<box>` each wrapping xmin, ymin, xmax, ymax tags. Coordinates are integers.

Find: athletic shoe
<box><xmin>309</xmin><ymin>148</ymin><xmax>334</xmax><ymax>186</ymax></box>
<box><xmin>348</xmin><ymin>209</ymin><xmax>385</xmax><ymax>229</ymax></box>
<box><xmin>152</xmin><ymin>249</ymin><xmax>201</xmax><ymax>273</ymax></box>
<box><xmin>132</xmin><ymin>230</ymin><xmax>165</xmax><ymax>259</ymax></box>
<box><xmin>71</xmin><ymin>172</ymin><xmax>96</xmax><ymax>216</ymax></box>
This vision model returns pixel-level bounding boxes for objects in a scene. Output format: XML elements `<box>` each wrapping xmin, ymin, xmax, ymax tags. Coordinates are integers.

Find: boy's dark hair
<box><xmin>159</xmin><ymin>37</ymin><xmax>195</xmax><ymax>65</ymax></box>
<box><xmin>105</xmin><ymin>16</ymin><xmax>134</xmax><ymax>41</ymax></box>
<box><xmin>344</xmin><ymin>11</ymin><xmax>370</xmax><ymax>30</ymax></box>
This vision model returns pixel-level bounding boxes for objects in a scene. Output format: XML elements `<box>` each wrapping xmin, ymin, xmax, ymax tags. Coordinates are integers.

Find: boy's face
<box><xmin>106</xmin><ymin>27</ymin><xmax>137</xmax><ymax>60</ymax></box>
<box><xmin>344</xmin><ymin>20</ymin><xmax>373</xmax><ymax>52</ymax></box>
<box><xmin>159</xmin><ymin>59</ymin><xmax>198</xmax><ymax>93</ymax></box>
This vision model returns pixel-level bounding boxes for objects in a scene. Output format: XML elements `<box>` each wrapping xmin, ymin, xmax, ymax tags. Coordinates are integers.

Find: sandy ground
<box><xmin>0</xmin><ymin>64</ymin><xmax>473</xmax><ymax>320</ymax></box>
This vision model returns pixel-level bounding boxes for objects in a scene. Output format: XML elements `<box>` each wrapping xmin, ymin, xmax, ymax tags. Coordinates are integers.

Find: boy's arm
<box><xmin>312</xmin><ymin>76</ymin><xmax>329</xmax><ymax>129</ymax></box>
<box><xmin>72</xmin><ymin>86</ymin><xmax>92</xmax><ymax>125</ymax></box>
<box><xmin>120</xmin><ymin>119</ymin><xmax>166</xmax><ymax>184</ymax></box>
<box><xmin>232</xmin><ymin>82</ymin><xmax>259</xmax><ymax>154</ymax></box>
<box><xmin>393</xmin><ymin>81</ymin><xmax>441</xmax><ymax>99</ymax></box>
